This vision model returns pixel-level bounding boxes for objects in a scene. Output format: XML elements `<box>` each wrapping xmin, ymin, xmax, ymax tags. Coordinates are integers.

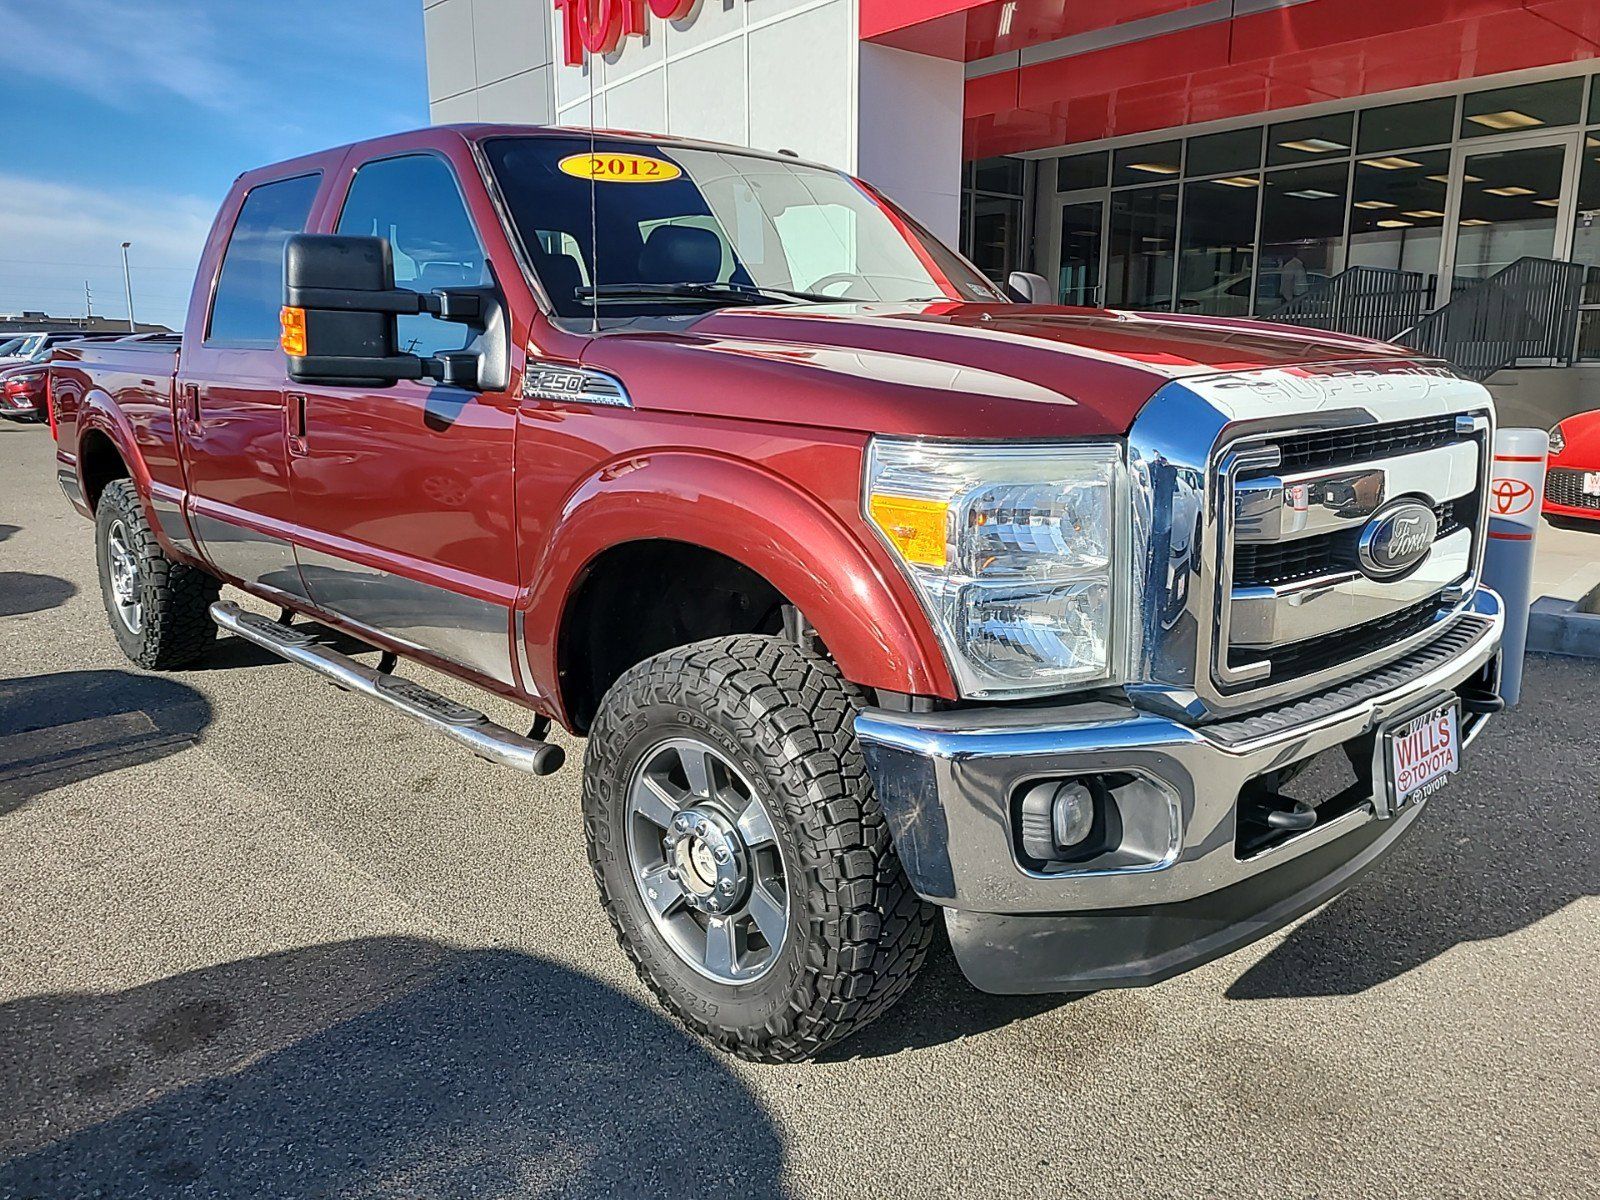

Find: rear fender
<box><xmin>73</xmin><ymin>392</ymin><xmax>171</xmax><ymax>550</ymax></box>
<box><xmin>525</xmin><ymin>451</ymin><xmax>953</xmax><ymax>723</ymax></box>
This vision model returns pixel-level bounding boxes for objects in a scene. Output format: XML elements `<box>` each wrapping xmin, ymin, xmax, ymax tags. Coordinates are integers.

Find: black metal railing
<box><xmin>1396</xmin><ymin>257</ymin><xmax>1589</xmax><ymax>381</ymax></box>
<box><xmin>1262</xmin><ymin>266</ymin><xmax>1430</xmax><ymax>342</ymax></box>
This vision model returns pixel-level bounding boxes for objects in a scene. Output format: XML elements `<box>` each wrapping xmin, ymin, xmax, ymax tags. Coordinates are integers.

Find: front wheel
<box><xmin>582</xmin><ymin>634</ymin><xmax>936</xmax><ymax>1062</ymax></box>
<box><xmin>95</xmin><ymin>479</ymin><xmax>221</xmax><ymax>669</ymax></box>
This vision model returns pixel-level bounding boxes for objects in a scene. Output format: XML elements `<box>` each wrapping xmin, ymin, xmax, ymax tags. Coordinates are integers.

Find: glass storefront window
<box><xmin>1461</xmin><ymin>77</ymin><xmax>1583</xmax><ymax>137</ymax></box>
<box><xmin>1453</xmin><ymin>142</ymin><xmax>1566</xmax><ymax>281</ymax></box>
<box><xmin>1267</xmin><ymin>112</ymin><xmax>1353</xmax><ymax>166</ymax></box>
<box><xmin>970</xmin><ymin>194</ymin><xmax>1024</xmax><ymax>280</ymax></box>
<box><xmin>1186</xmin><ymin>128</ymin><xmax>1262</xmax><ymax>177</ymax></box>
<box><xmin>1057</xmin><ymin>200</ymin><xmax>1103</xmax><ymax>305</ymax></box>
<box><xmin>974</xmin><ymin>157</ymin><xmax>1025</xmax><ymax>196</ymax></box>
<box><xmin>1565</xmin><ymin>132</ymin><xmax>1600</xmax><ymax>272</ymax></box>
<box><xmin>1058</xmin><ymin>151</ymin><xmax>1108</xmax><ymax>193</ymax></box>
<box><xmin>1357</xmin><ymin>97</ymin><xmax>1455</xmax><ymax>153</ymax></box>
<box><xmin>1347</xmin><ymin>148</ymin><xmax>1448</xmax><ymax>277</ymax></box>
<box><xmin>1113</xmin><ymin>141</ymin><xmax>1182</xmax><ymax>187</ymax></box>
<box><xmin>1257</xmin><ymin>163</ymin><xmax>1347</xmax><ymax>311</ymax></box>
<box><xmin>1106</xmin><ymin>184</ymin><xmax>1178</xmax><ymax>309</ymax></box>
<box><xmin>1178</xmin><ymin>176</ymin><xmax>1260</xmax><ymax>314</ymax></box>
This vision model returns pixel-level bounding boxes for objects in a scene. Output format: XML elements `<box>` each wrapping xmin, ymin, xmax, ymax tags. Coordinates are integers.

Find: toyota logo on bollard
<box><xmin>1491</xmin><ymin>477</ymin><xmax>1535</xmax><ymax>516</ymax></box>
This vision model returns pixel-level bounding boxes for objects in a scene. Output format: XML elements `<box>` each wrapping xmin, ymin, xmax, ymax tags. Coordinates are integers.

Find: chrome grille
<box><xmin>1218</xmin><ymin>414</ymin><xmax>1488</xmax><ymax>692</ymax></box>
<box><xmin>1233</xmin><ymin>498</ymin><xmax>1468</xmax><ymax>587</ymax></box>
<box><xmin>1273</xmin><ymin>414</ymin><xmax>1460</xmax><ymax>471</ymax></box>
<box><xmin>1125</xmin><ymin>363</ymin><xmax>1496</xmax><ymax>721</ymax></box>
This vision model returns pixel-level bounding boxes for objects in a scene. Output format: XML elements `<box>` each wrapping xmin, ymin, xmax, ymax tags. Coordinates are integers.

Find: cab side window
<box><xmin>206</xmin><ymin>172</ymin><xmax>321</xmax><ymax>347</ymax></box>
<box><xmin>336</xmin><ymin>154</ymin><xmax>491</xmax><ymax>358</ymax></box>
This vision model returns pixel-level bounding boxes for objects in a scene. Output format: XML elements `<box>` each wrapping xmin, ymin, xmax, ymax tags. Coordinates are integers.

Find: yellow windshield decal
<box><xmin>558</xmin><ymin>152</ymin><xmax>682</xmax><ymax>183</ymax></box>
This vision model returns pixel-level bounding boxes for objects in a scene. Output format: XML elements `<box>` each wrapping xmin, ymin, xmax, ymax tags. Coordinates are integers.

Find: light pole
<box><xmin>120</xmin><ymin>241</ymin><xmax>136</xmax><ymax>332</ymax></box>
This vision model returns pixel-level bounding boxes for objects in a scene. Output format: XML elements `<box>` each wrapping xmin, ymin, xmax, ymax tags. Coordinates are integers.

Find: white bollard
<box><xmin>1482</xmin><ymin>427</ymin><xmax>1549</xmax><ymax>706</ymax></box>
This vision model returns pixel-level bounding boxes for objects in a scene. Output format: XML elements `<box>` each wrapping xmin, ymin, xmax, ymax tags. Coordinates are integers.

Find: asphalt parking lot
<box><xmin>0</xmin><ymin>418</ymin><xmax>1596</xmax><ymax>1199</ymax></box>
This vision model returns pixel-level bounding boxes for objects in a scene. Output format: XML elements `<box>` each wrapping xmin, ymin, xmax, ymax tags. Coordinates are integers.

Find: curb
<box><xmin>1527</xmin><ymin>594</ymin><xmax>1600</xmax><ymax>659</ymax></box>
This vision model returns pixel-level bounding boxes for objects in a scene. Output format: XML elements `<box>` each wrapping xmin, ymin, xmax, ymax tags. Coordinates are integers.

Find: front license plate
<box><xmin>1383</xmin><ymin>700</ymin><xmax>1461</xmax><ymax>814</ymax></box>
<box><xmin>1583</xmin><ymin>471</ymin><xmax>1600</xmax><ymax>497</ymax></box>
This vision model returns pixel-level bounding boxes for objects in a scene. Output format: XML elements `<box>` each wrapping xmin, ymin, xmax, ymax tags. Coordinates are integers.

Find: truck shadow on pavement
<box><xmin>0</xmin><ymin>669</ymin><xmax>211</xmax><ymax>815</ymax></box>
<box><xmin>0</xmin><ymin>523</ymin><xmax>20</xmax><ymax>542</ymax></box>
<box><xmin>0</xmin><ymin>937</ymin><xmax>785</xmax><ymax>1198</ymax></box>
<box><xmin>0</xmin><ymin>571</ymin><xmax>76</xmax><ymax>618</ymax></box>
<box><xmin>1229</xmin><ymin>655</ymin><xmax>1599</xmax><ymax>999</ymax></box>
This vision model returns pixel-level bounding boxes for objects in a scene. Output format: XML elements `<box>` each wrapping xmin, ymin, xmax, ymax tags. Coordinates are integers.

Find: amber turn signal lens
<box><xmin>868</xmin><ymin>493</ymin><xmax>948</xmax><ymax>567</ymax></box>
<box><xmin>279</xmin><ymin>306</ymin><xmax>307</xmax><ymax>357</ymax></box>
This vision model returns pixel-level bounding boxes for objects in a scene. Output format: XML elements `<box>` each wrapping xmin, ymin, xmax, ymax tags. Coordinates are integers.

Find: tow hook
<box><xmin>1242</xmin><ymin>797</ymin><xmax>1317</xmax><ymax>833</ymax></box>
<box><xmin>1458</xmin><ymin>688</ymin><xmax>1505</xmax><ymax>715</ymax></box>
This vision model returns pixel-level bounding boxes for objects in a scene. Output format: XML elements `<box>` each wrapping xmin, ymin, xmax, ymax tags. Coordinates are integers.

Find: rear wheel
<box><xmin>582</xmin><ymin>634</ymin><xmax>936</xmax><ymax>1062</ymax></box>
<box><xmin>95</xmin><ymin>479</ymin><xmax>221</xmax><ymax>669</ymax></box>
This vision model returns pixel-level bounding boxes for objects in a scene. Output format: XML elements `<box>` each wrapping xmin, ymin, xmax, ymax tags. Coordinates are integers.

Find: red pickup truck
<box><xmin>51</xmin><ymin>125</ymin><xmax>1506</xmax><ymax>1062</ymax></box>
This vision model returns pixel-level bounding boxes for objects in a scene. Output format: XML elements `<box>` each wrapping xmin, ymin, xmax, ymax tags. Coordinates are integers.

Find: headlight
<box><xmin>1549</xmin><ymin>423</ymin><xmax>1565</xmax><ymax>456</ymax></box>
<box><xmin>864</xmin><ymin>438</ymin><xmax>1125</xmax><ymax>699</ymax></box>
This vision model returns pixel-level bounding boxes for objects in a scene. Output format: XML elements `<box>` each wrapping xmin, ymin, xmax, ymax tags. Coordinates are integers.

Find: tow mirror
<box><xmin>280</xmin><ymin>234</ymin><xmax>507</xmax><ymax>391</ymax></box>
<box><xmin>1005</xmin><ymin>271</ymin><xmax>1053</xmax><ymax>305</ymax></box>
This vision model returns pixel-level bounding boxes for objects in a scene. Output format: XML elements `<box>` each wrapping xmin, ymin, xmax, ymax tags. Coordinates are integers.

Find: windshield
<box><xmin>483</xmin><ymin>136</ymin><xmax>1004</xmax><ymax>321</ymax></box>
<box><xmin>0</xmin><ymin>338</ymin><xmax>22</xmax><ymax>356</ymax></box>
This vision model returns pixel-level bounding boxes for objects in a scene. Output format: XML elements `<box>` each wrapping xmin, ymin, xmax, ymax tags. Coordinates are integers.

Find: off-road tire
<box><xmin>95</xmin><ymin>478</ymin><xmax>221</xmax><ymax>669</ymax></box>
<box><xmin>583</xmin><ymin>634</ymin><xmax>937</xmax><ymax>1062</ymax></box>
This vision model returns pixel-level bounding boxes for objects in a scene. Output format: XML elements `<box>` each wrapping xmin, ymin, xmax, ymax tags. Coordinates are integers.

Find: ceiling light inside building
<box><xmin>1533</xmin><ymin>199</ymin><xmax>1560</xmax><ymax>207</ymax></box>
<box><xmin>1354</xmin><ymin>200</ymin><xmax>1397</xmax><ymax>209</ymax></box>
<box><xmin>1126</xmin><ymin>161</ymin><xmax>1180</xmax><ymax>175</ymax></box>
<box><xmin>1376</xmin><ymin>219</ymin><xmax>1413</xmax><ymax>228</ymax></box>
<box><xmin>1466</xmin><ymin>110</ymin><xmax>1543</xmax><ymax>131</ymax></box>
<box><xmin>1278</xmin><ymin>137</ymin><xmax>1348</xmax><ymax>153</ymax></box>
<box><xmin>1212</xmin><ymin>175</ymin><xmax>1260</xmax><ymax>187</ymax></box>
<box><xmin>1285</xmin><ymin>188</ymin><xmax>1338</xmax><ymax>199</ymax></box>
<box><xmin>1360</xmin><ymin>156</ymin><xmax>1423</xmax><ymax>170</ymax></box>
<box><xmin>1402</xmin><ymin>210</ymin><xmax>1445</xmax><ymax>218</ymax></box>
<box><xmin>1484</xmin><ymin>186</ymin><xmax>1535</xmax><ymax>196</ymax></box>
<box><xmin>1459</xmin><ymin>218</ymin><xmax>1491</xmax><ymax>226</ymax></box>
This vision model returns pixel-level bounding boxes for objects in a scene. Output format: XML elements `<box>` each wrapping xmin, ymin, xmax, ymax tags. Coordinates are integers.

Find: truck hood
<box><xmin>580</xmin><ymin>301</ymin><xmax>1426</xmax><ymax>440</ymax></box>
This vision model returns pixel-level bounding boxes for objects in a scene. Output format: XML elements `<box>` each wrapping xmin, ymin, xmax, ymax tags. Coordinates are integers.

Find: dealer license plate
<box><xmin>1382</xmin><ymin>700</ymin><xmax>1460</xmax><ymax>814</ymax></box>
<box><xmin>1582</xmin><ymin>471</ymin><xmax>1600</xmax><ymax>497</ymax></box>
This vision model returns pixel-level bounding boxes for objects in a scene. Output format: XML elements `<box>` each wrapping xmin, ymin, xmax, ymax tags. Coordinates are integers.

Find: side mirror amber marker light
<box><xmin>279</xmin><ymin>306</ymin><xmax>307</xmax><ymax>357</ymax></box>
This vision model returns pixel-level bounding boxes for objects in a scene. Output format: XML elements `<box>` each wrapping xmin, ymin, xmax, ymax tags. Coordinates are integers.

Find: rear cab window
<box><xmin>205</xmin><ymin>173</ymin><xmax>322</xmax><ymax>348</ymax></box>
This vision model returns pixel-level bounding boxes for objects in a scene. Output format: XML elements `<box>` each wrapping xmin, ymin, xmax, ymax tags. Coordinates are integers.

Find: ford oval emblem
<box><xmin>1357</xmin><ymin>501</ymin><xmax>1438</xmax><ymax>579</ymax></box>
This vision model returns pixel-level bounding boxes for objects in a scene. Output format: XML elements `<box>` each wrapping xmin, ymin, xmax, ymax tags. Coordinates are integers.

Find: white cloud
<box><xmin>0</xmin><ymin>174</ymin><xmax>215</xmax><ymax>329</ymax></box>
<box><xmin>0</xmin><ymin>0</ymin><xmax>236</xmax><ymax>113</ymax></box>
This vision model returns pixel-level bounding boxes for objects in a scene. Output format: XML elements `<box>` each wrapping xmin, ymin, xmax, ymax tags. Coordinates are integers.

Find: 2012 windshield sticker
<box><xmin>558</xmin><ymin>153</ymin><xmax>682</xmax><ymax>183</ymax></box>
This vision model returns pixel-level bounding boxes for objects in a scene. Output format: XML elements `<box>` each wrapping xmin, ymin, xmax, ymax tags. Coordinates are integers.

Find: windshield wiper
<box><xmin>575</xmin><ymin>282</ymin><xmax>839</xmax><ymax>306</ymax></box>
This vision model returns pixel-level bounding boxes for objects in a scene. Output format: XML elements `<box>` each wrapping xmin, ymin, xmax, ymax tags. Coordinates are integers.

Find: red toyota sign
<box><xmin>555</xmin><ymin>0</ymin><xmax>696</xmax><ymax>66</ymax></box>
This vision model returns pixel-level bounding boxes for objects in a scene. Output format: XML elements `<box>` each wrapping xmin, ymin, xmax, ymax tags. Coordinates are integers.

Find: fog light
<box><xmin>1018</xmin><ymin>779</ymin><xmax>1096</xmax><ymax>861</ymax></box>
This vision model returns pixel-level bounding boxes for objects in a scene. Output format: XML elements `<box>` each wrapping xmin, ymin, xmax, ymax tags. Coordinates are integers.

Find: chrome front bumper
<box><xmin>854</xmin><ymin>588</ymin><xmax>1504</xmax><ymax>993</ymax></box>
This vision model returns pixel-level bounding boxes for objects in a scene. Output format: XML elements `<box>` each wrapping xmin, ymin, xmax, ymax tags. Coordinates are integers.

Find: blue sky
<box><xmin>0</xmin><ymin>0</ymin><xmax>428</xmax><ymax>330</ymax></box>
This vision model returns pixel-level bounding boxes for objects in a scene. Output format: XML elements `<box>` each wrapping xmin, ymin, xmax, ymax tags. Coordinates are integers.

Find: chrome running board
<box><xmin>210</xmin><ymin>600</ymin><xmax>564</xmax><ymax>776</ymax></box>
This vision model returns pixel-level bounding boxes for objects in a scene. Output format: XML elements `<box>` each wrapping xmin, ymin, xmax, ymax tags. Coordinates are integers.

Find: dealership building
<box><xmin>424</xmin><ymin>0</ymin><xmax>1600</xmax><ymax>391</ymax></box>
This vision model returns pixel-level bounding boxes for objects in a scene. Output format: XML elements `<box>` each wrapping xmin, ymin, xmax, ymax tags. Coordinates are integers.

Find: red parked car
<box><xmin>0</xmin><ymin>361</ymin><xmax>48</xmax><ymax>423</ymax></box>
<box><xmin>1544</xmin><ymin>410</ymin><xmax>1600</xmax><ymax>530</ymax></box>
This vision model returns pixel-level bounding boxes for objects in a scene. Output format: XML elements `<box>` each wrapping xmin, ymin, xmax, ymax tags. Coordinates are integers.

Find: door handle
<box><xmin>286</xmin><ymin>393</ymin><xmax>308</xmax><ymax>456</ymax></box>
<box><xmin>180</xmin><ymin>382</ymin><xmax>201</xmax><ymax>433</ymax></box>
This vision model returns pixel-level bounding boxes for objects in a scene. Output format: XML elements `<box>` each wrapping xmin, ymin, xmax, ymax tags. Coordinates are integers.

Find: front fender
<box><xmin>524</xmin><ymin>449</ymin><xmax>954</xmax><ymax>717</ymax></box>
